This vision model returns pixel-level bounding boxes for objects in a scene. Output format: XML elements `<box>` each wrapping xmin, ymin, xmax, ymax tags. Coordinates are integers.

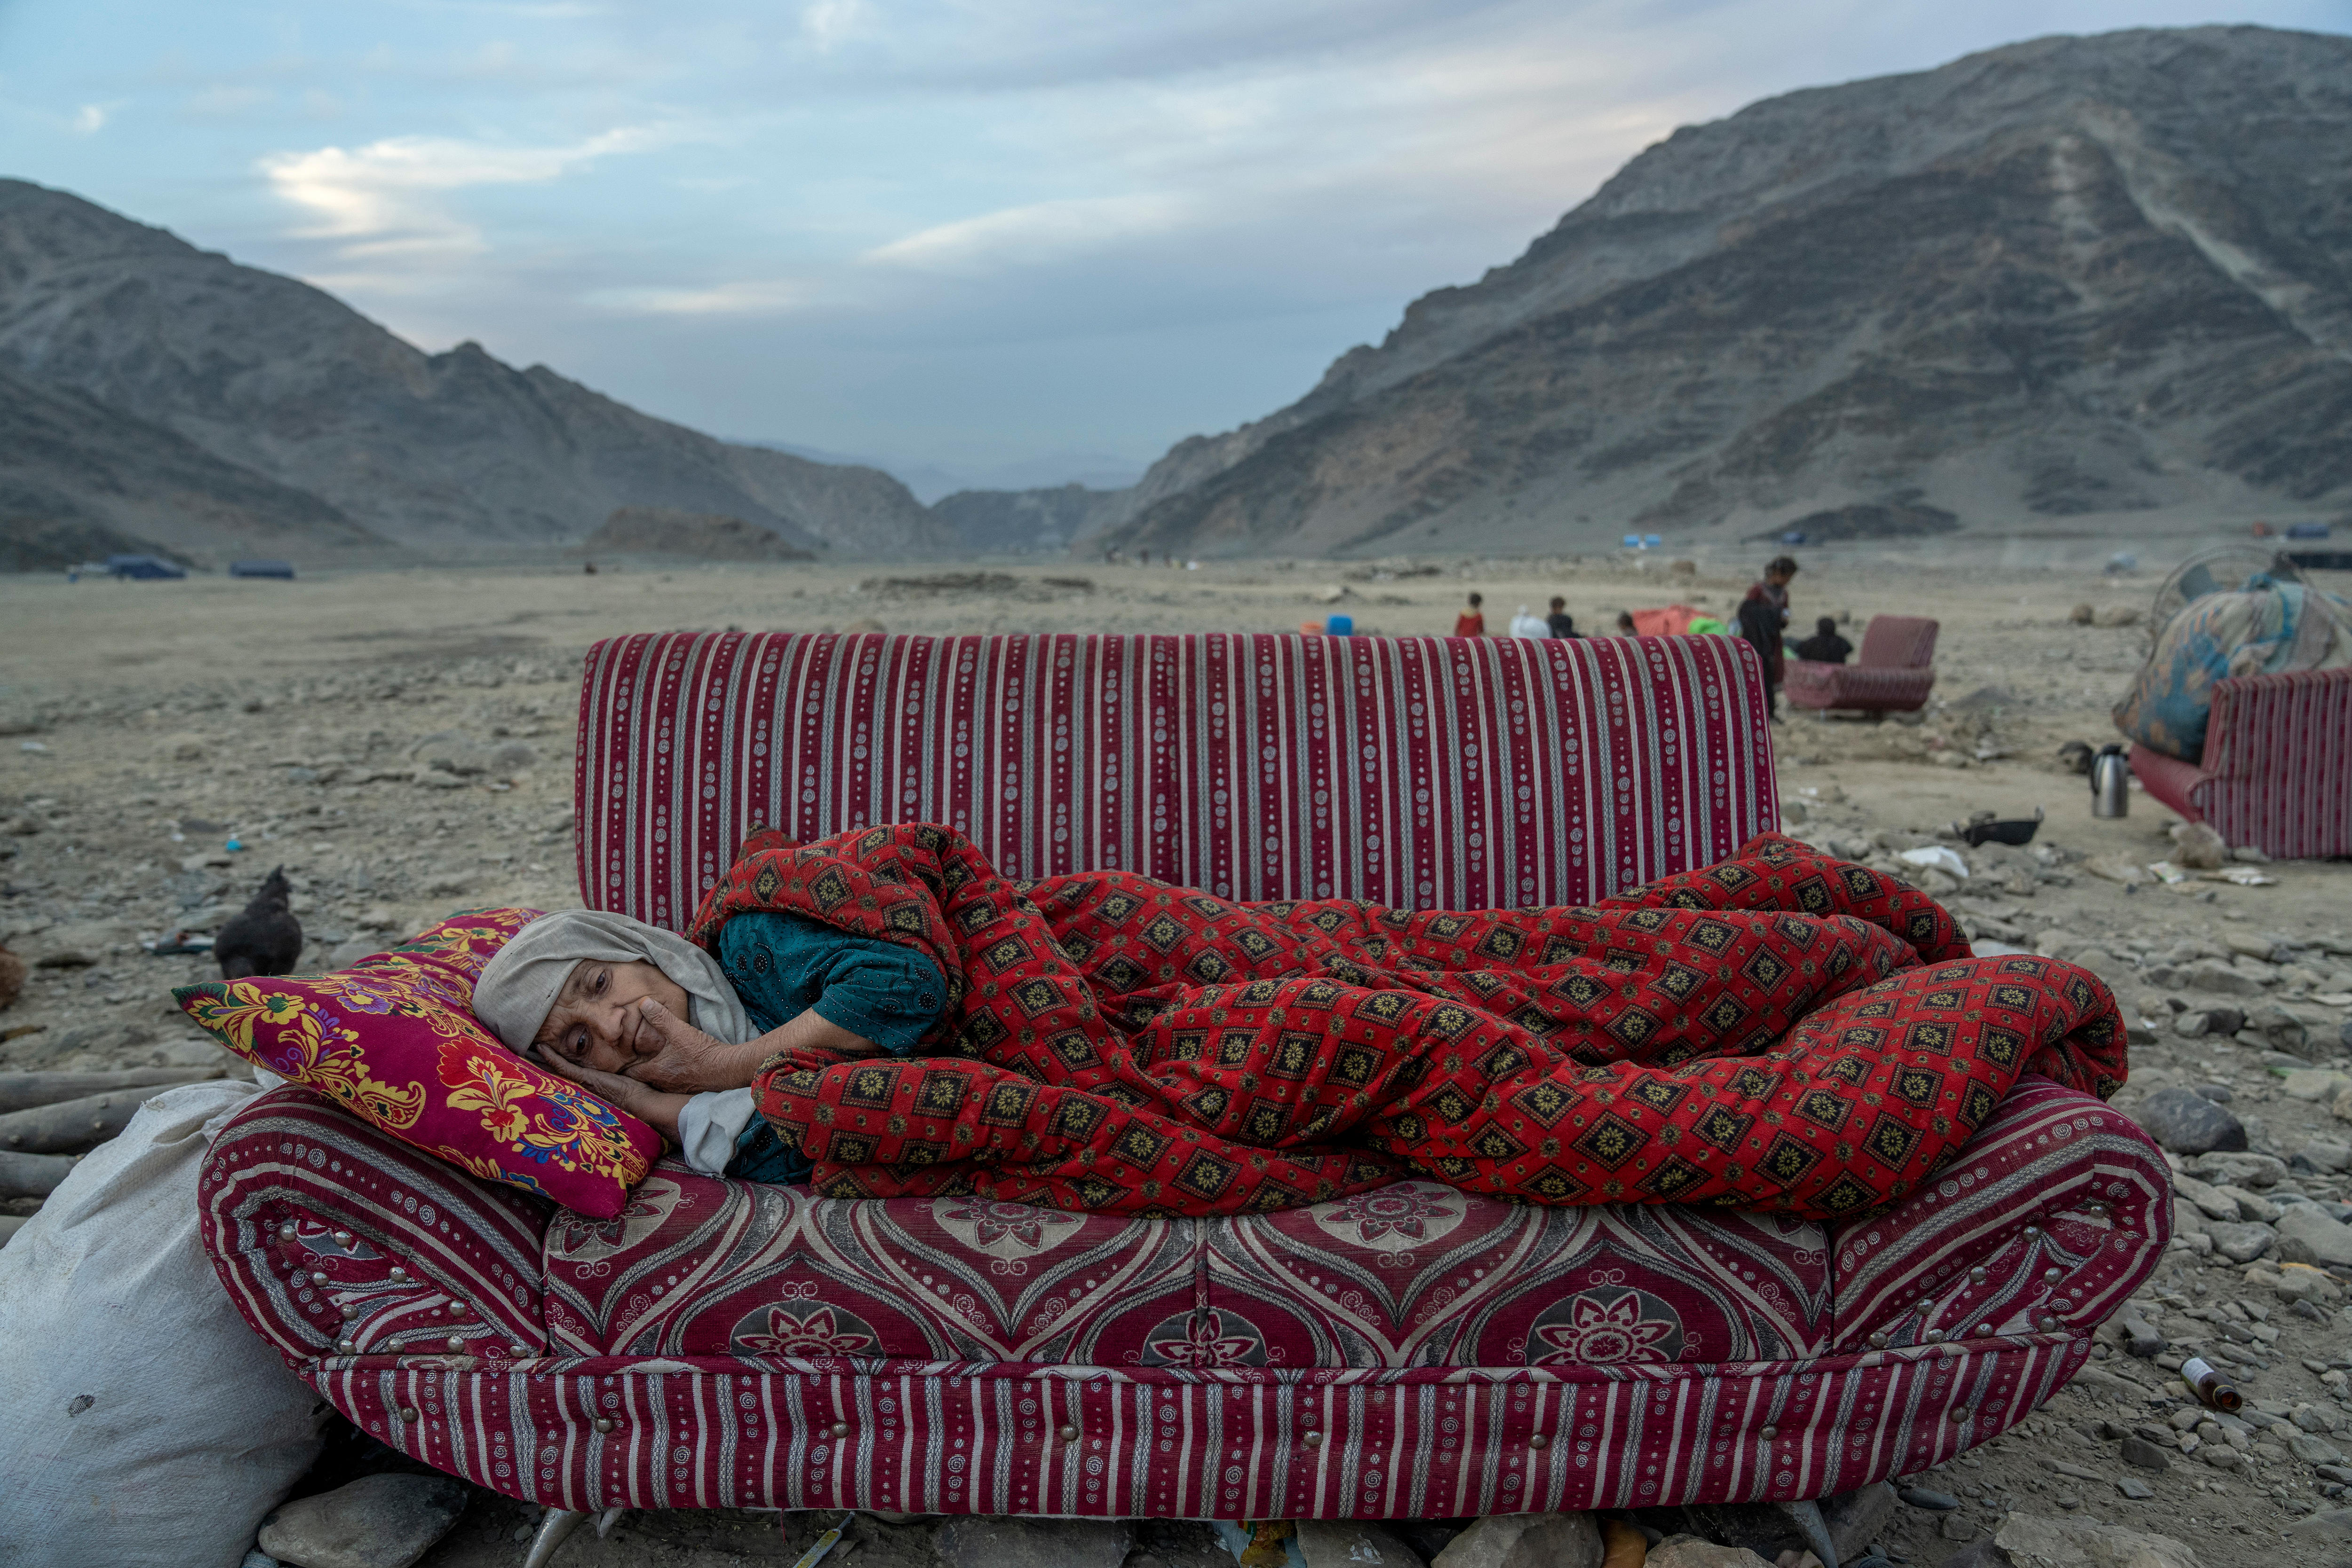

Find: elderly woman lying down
<box><xmin>473</xmin><ymin>907</ymin><xmax>944</xmax><ymax>1188</ymax></box>
<box><xmin>472</xmin><ymin>822</ymin><xmax>2127</xmax><ymax>1220</ymax></box>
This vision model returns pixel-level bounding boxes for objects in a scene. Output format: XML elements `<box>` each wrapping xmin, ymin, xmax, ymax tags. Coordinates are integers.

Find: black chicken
<box><xmin>213</xmin><ymin>866</ymin><xmax>304</xmax><ymax>979</ymax></box>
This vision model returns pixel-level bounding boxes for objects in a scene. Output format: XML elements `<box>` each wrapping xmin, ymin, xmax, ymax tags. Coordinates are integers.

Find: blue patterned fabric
<box><xmin>715</xmin><ymin>911</ymin><xmax>947</xmax><ymax>1184</ymax></box>
<box><xmin>2115</xmin><ymin>576</ymin><xmax>2350</xmax><ymax>761</ymax></box>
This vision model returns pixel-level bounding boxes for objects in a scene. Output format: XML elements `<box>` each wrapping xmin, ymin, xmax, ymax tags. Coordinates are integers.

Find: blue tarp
<box><xmin>105</xmin><ymin>555</ymin><xmax>186</xmax><ymax>580</ymax></box>
<box><xmin>230</xmin><ymin>560</ymin><xmax>296</xmax><ymax>579</ymax></box>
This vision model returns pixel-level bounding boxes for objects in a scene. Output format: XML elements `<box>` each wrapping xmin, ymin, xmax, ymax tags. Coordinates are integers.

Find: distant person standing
<box><xmin>1794</xmin><ymin>616</ymin><xmax>1851</xmax><ymax>664</ymax></box>
<box><xmin>1737</xmin><ymin>555</ymin><xmax>1799</xmax><ymax>719</ymax></box>
<box><xmin>1546</xmin><ymin>597</ymin><xmax>1578</xmax><ymax>638</ymax></box>
<box><xmin>1454</xmin><ymin>593</ymin><xmax>1486</xmax><ymax>637</ymax></box>
<box><xmin>1614</xmin><ymin>612</ymin><xmax>1637</xmax><ymax>635</ymax></box>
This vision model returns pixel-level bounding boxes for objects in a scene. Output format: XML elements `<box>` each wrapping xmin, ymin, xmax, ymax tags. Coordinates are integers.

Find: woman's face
<box><xmin>535</xmin><ymin>958</ymin><xmax>691</xmax><ymax>1075</ymax></box>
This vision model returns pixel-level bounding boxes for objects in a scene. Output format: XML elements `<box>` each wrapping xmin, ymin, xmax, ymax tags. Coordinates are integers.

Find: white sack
<box><xmin>0</xmin><ymin>1080</ymin><xmax>327</xmax><ymax>1567</ymax></box>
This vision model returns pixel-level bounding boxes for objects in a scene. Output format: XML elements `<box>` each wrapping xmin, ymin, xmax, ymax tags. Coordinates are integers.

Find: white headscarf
<box><xmin>471</xmin><ymin>909</ymin><xmax>754</xmax><ymax>1055</ymax></box>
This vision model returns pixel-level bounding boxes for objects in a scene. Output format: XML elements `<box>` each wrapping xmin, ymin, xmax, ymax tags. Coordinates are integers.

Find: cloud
<box><xmin>863</xmin><ymin>193</ymin><xmax>1197</xmax><ymax>274</ymax></box>
<box><xmin>259</xmin><ymin>124</ymin><xmax>677</xmax><ymax>257</ymax></box>
<box><xmin>72</xmin><ymin>103</ymin><xmax>112</xmax><ymax>134</ymax></box>
<box><xmin>801</xmin><ymin>0</ymin><xmax>866</xmax><ymax>50</ymax></box>
<box><xmin>584</xmin><ymin>278</ymin><xmax>808</xmax><ymax>315</ymax></box>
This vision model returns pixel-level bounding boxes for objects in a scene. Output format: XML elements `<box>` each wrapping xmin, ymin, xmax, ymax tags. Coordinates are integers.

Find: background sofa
<box><xmin>1784</xmin><ymin>616</ymin><xmax>1939</xmax><ymax>715</ymax></box>
<box><xmin>2129</xmin><ymin>665</ymin><xmax>2352</xmax><ymax>860</ymax></box>
<box><xmin>198</xmin><ymin>632</ymin><xmax>2166</xmax><ymax>1519</ymax></box>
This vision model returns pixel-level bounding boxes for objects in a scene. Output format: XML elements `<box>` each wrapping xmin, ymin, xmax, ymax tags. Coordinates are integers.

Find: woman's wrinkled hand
<box><xmin>624</xmin><ymin>998</ymin><xmax>755</xmax><ymax>1093</ymax></box>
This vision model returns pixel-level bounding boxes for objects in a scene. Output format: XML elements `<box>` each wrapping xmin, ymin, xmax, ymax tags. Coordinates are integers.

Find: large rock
<box><xmin>2170</xmin><ymin>1174</ymin><xmax>2239</xmax><ymax>1221</ymax></box>
<box><xmin>2286</xmin><ymin>1510</ymin><xmax>2352</xmax><ymax>1568</ymax></box>
<box><xmin>255</xmin><ymin>1474</ymin><xmax>469</xmax><ymax>1568</ymax></box>
<box><xmin>2183</xmin><ymin>960</ymin><xmax>2266</xmax><ymax>998</ymax></box>
<box><xmin>2207</xmin><ymin>1220</ymin><xmax>2275</xmax><ymax>1263</ymax></box>
<box><xmin>1297</xmin><ymin>1520</ymin><xmax>1427</xmax><ymax>1568</ymax></box>
<box><xmin>2131</xmin><ymin>1088</ymin><xmax>2248</xmax><ymax>1154</ymax></box>
<box><xmin>1430</xmin><ymin>1512</ymin><xmax>1603</xmax><ymax>1568</ymax></box>
<box><xmin>2187</xmin><ymin>1151</ymin><xmax>2286</xmax><ymax>1188</ymax></box>
<box><xmin>2277</xmin><ymin>1206</ymin><xmax>2352</xmax><ymax>1268</ymax></box>
<box><xmin>935</xmin><ymin>1518</ymin><xmax>1135</xmax><ymax>1568</ymax></box>
<box><xmin>1645</xmin><ymin>1539</ymin><xmax>1773</xmax><ymax>1568</ymax></box>
<box><xmin>1821</xmin><ymin>1481</ymin><xmax>1900</xmax><ymax>1559</ymax></box>
<box><xmin>2291</xmin><ymin>1432</ymin><xmax>2350</xmax><ymax>1466</ymax></box>
<box><xmin>1993</xmin><ymin>1513</ymin><xmax>2204</xmax><ymax>1568</ymax></box>
<box><xmin>2171</xmin><ymin>822</ymin><xmax>2229</xmax><ymax>870</ymax></box>
<box><xmin>2284</xmin><ymin>1071</ymin><xmax>2352</xmax><ymax>1103</ymax></box>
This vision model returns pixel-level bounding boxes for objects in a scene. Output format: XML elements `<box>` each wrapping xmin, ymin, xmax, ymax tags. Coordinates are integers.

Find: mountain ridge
<box><xmin>0</xmin><ymin>180</ymin><xmax>951</xmax><ymax>564</ymax></box>
<box><xmin>1103</xmin><ymin>24</ymin><xmax>2352</xmax><ymax>557</ymax></box>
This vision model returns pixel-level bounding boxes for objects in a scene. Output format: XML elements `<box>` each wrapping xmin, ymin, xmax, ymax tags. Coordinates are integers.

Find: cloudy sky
<box><xmin>3</xmin><ymin>2</ymin><xmax>2346</xmax><ymax>493</ymax></box>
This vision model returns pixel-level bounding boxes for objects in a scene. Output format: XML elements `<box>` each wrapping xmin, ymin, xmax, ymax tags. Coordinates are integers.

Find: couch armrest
<box><xmin>2126</xmin><ymin>744</ymin><xmax>2210</xmax><ymax>823</ymax></box>
<box><xmin>199</xmin><ymin>1086</ymin><xmax>554</xmax><ymax>1366</ymax></box>
<box><xmin>1828</xmin><ymin>1078</ymin><xmax>2169</xmax><ymax>1353</ymax></box>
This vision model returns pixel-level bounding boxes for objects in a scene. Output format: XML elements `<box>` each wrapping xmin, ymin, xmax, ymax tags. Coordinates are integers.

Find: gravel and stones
<box><xmin>5</xmin><ymin>558</ymin><xmax>2351</xmax><ymax>1568</ymax></box>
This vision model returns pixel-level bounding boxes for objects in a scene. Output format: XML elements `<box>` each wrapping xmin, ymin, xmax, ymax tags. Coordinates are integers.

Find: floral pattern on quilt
<box><xmin>175</xmin><ymin>907</ymin><xmax>664</xmax><ymax>1218</ymax></box>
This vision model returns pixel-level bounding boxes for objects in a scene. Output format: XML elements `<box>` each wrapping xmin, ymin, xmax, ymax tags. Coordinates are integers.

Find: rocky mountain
<box><xmin>0</xmin><ymin>364</ymin><xmax>379</xmax><ymax>570</ymax></box>
<box><xmin>1106</xmin><ymin>25</ymin><xmax>2352</xmax><ymax>558</ymax></box>
<box><xmin>930</xmin><ymin>484</ymin><xmax>1130</xmax><ymax>554</ymax></box>
<box><xmin>0</xmin><ymin>180</ymin><xmax>950</xmax><ymax>562</ymax></box>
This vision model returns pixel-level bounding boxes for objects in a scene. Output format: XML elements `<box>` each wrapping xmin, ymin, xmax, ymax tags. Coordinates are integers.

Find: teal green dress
<box><xmin>714</xmin><ymin>911</ymin><xmax>946</xmax><ymax>1185</ymax></box>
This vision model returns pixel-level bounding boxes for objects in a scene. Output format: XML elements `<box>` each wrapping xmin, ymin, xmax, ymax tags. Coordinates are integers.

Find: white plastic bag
<box><xmin>0</xmin><ymin>1081</ymin><xmax>327</xmax><ymax>1568</ymax></box>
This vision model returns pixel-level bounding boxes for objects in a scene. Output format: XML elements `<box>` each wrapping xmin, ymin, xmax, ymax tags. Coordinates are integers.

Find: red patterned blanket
<box><xmin>690</xmin><ymin>825</ymin><xmax>2123</xmax><ymax>1221</ymax></box>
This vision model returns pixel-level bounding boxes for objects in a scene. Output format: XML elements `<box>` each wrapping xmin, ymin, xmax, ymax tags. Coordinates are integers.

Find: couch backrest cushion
<box><xmin>576</xmin><ymin>632</ymin><xmax>1779</xmax><ymax>929</ymax></box>
<box><xmin>1859</xmin><ymin>616</ymin><xmax>1938</xmax><ymax>669</ymax></box>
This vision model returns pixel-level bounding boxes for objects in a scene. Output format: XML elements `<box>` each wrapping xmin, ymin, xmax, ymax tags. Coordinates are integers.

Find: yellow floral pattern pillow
<box><xmin>176</xmin><ymin>908</ymin><xmax>661</xmax><ymax>1218</ymax></box>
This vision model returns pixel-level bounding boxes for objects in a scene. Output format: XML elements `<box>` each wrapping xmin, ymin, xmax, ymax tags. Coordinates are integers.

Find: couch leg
<box><xmin>1774</xmin><ymin>1498</ymin><xmax>1839</xmax><ymax>1568</ymax></box>
<box><xmin>522</xmin><ymin>1508</ymin><xmax>588</xmax><ymax>1568</ymax></box>
<box><xmin>596</xmin><ymin>1507</ymin><xmax>628</xmax><ymax>1537</ymax></box>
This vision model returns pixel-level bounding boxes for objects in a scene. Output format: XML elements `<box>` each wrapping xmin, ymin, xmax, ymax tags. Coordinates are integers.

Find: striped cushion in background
<box><xmin>574</xmin><ymin>632</ymin><xmax>1780</xmax><ymax>931</ymax></box>
<box><xmin>2197</xmin><ymin>666</ymin><xmax>2352</xmax><ymax>860</ymax></box>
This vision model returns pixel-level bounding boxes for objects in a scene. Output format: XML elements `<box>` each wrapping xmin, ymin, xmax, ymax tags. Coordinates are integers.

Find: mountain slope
<box><xmin>1108</xmin><ymin>25</ymin><xmax>2352</xmax><ymax>557</ymax></box>
<box><xmin>0</xmin><ymin>181</ymin><xmax>950</xmax><ymax>555</ymax></box>
<box><xmin>0</xmin><ymin>364</ymin><xmax>381</xmax><ymax>569</ymax></box>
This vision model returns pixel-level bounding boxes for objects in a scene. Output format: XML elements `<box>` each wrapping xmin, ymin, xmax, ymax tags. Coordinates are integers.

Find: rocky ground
<box><xmin>2</xmin><ymin>549</ymin><xmax>2349</xmax><ymax>1568</ymax></box>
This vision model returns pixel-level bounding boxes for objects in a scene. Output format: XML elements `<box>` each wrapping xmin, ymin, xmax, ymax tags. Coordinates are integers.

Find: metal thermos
<box><xmin>2091</xmin><ymin>745</ymin><xmax>2130</xmax><ymax>818</ymax></box>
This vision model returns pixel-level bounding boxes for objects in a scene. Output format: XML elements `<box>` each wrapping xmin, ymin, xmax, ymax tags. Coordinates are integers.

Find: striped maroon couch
<box><xmin>197</xmin><ymin>632</ymin><xmax>2166</xmax><ymax>1520</ymax></box>
<box><xmin>2129</xmin><ymin>665</ymin><xmax>2352</xmax><ymax>860</ymax></box>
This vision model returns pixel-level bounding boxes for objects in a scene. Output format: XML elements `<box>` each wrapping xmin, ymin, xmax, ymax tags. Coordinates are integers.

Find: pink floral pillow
<box><xmin>175</xmin><ymin>908</ymin><xmax>662</xmax><ymax>1218</ymax></box>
